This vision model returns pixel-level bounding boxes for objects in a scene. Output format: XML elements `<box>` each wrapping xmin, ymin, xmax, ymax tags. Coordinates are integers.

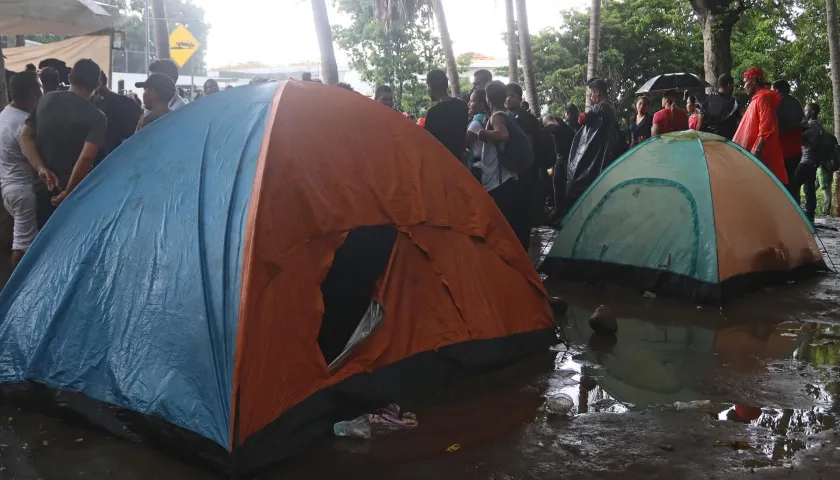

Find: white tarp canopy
<box><xmin>4</xmin><ymin>33</ymin><xmax>111</xmax><ymax>75</ymax></box>
<box><xmin>0</xmin><ymin>0</ymin><xmax>124</xmax><ymax>36</ymax></box>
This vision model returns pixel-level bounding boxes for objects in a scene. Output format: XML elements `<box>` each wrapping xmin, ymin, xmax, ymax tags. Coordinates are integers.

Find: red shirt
<box><xmin>688</xmin><ymin>114</ymin><xmax>700</xmax><ymax>131</ymax></box>
<box><xmin>733</xmin><ymin>89</ymin><xmax>787</xmax><ymax>184</ymax></box>
<box><xmin>653</xmin><ymin>108</ymin><xmax>689</xmax><ymax>134</ymax></box>
<box><xmin>779</xmin><ymin>128</ymin><xmax>803</xmax><ymax>158</ymax></box>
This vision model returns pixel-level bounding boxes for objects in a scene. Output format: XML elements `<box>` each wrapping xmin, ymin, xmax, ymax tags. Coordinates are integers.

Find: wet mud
<box><xmin>2</xmin><ymin>219</ymin><xmax>840</xmax><ymax>479</ymax></box>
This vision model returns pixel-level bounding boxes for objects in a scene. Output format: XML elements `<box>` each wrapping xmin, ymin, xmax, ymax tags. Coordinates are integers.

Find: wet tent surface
<box><xmin>3</xmin><ymin>219</ymin><xmax>840</xmax><ymax>479</ymax></box>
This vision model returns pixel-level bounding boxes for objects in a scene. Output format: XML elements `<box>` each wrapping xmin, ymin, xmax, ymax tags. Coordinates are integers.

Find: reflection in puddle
<box><xmin>556</xmin><ymin>304</ymin><xmax>840</xmax><ymax>409</ymax></box>
<box><xmin>550</xmin><ymin>299</ymin><xmax>840</xmax><ymax>468</ymax></box>
<box><xmin>546</xmin><ymin>352</ymin><xmax>630</xmax><ymax>415</ymax></box>
<box><xmin>716</xmin><ymin>404</ymin><xmax>837</xmax><ymax>462</ymax></box>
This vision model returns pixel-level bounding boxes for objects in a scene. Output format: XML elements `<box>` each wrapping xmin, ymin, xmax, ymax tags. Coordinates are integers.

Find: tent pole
<box><xmin>144</xmin><ymin>0</ymin><xmax>150</xmax><ymax>72</ymax></box>
<box><xmin>108</xmin><ymin>29</ymin><xmax>114</xmax><ymax>87</ymax></box>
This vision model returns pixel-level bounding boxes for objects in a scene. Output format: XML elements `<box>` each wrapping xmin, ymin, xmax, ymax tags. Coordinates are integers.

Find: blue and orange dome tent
<box><xmin>0</xmin><ymin>82</ymin><xmax>556</xmax><ymax>474</ymax></box>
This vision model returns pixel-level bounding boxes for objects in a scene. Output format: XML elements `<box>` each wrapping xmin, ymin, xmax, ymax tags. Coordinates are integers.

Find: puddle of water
<box><xmin>544</xmin><ymin>351</ymin><xmax>629</xmax><ymax>415</ymax></box>
<box><xmin>548</xmin><ymin>292</ymin><xmax>840</xmax><ymax>470</ymax></box>
<box><xmin>712</xmin><ymin>403</ymin><xmax>838</xmax><ymax>464</ymax></box>
<box><xmin>551</xmin><ymin>301</ymin><xmax>840</xmax><ymax>408</ymax></box>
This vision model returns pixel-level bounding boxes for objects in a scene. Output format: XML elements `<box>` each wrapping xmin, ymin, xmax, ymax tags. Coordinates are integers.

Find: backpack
<box><xmin>820</xmin><ymin>131</ymin><xmax>840</xmax><ymax>172</ymax></box>
<box><xmin>777</xmin><ymin>96</ymin><xmax>804</xmax><ymax>133</ymax></box>
<box><xmin>699</xmin><ymin>93</ymin><xmax>739</xmax><ymax>138</ymax></box>
<box><xmin>534</xmin><ymin>128</ymin><xmax>558</xmax><ymax>170</ymax></box>
<box><xmin>491</xmin><ymin>112</ymin><xmax>535</xmax><ymax>174</ymax></box>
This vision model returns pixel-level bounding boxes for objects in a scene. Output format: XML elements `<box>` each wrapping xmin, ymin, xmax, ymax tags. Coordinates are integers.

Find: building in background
<box><xmin>113</xmin><ymin>53</ymin><xmax>508</xmax><ymax>99</ymax></box>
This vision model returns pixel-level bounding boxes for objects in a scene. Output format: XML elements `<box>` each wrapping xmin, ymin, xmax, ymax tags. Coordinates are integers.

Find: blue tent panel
<box><xmin>0</xmin><ymin>83</ymin><xmax>278</xmax><ymax>448</ymax></box>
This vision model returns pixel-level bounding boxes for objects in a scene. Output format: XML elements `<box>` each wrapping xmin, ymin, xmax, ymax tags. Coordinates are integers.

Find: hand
<box><xmin>51</xmin><ymin>190</ymin><xmax>68</xmax><ymax>206</ymax></box>
<box><xmin>38</xmin><ymin>167</ymin><xmax>59</xmax><ymax>191</ymax></box>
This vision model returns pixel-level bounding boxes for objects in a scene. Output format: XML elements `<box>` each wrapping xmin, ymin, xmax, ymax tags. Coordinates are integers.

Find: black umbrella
<box><xmin>636</xmin><ymin>73</ymin><xmax>711</xmax><ymax>94</ymax></box>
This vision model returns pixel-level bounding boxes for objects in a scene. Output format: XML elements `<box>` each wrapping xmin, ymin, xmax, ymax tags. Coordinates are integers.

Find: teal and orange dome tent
<box><xmin>541</xmin><ymin>131</ymin><xmax>826</xmax><ymax>303</ymax></box>
<box><xmin>0</xmin><ymin>82</ymin><xmax>556</xmax><ymax>474</ymax></box>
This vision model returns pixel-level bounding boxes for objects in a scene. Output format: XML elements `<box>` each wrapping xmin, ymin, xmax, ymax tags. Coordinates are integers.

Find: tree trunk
<box><xmin>150</xmin><ymin>0</ymin><xmax>170</xmax><ymax>59</ymax></box>
<box><xmin>311</xmin><ymin>0</ymin><xmax>340</xmax><ymax>85</ymax></box>
<box><xmin>505</xmin><ymin>0</ymin><xmax>518</xmax><ymax>82</ymax></box>
<box><xmin>431</xmin><ymin>0</ymin><xmax>459</xmax><ymax>96</ymax></box>
<box><xmin>833</xmin><ymin>171</ymin><xmax>840</xmax><ymax>217</ymax></box>
<box><xmin>14</xmin><ymin>35</ymin><xmax>25</xmax><ymax>47</ymax></box>
<box><xmin>699</xmin><ymin>12</ymin><xmax>736</xmax><ymax>88</ymax></box>
<box><xmin>516</xmin><ymin>0</ymin><xmax>539</xmax><ymax>115</ymax></box>
<box><xmin>689</xmin><ymin>0</ymin><xmax>742</xmax><ymax>89</ymax></box>
<box><xmin>585</xmin><ymin>0</ymin><xmax>601</xmax><ymax>108</ymax></box>
<box><xmin>827</xmin><ymin>0</ymin><xmax>840</xmax><ymax>140</ymax></box>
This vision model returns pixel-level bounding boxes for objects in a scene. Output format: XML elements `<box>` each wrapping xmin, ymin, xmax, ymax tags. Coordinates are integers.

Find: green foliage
<box><xmin>732</xmin><ymin>0</ymin><xmax>835</xmax><ymax>132</ymax></box>
<box><xmin>23</xmin><ymin>34</ymin><xmax>68</xmax><ymax>44</ymax></box>
<box><xmin>457</xmin><ymin>52</ymin><xmax>473</xmax><ymax>96</ymax></box>
<box><xmin>334</xmin><ymin>0</ymin><xmax>444</xmax><ymax>117</ymax></box>
<box><xmin>528</xmin><ymin>0</ymin><xmax>835</xmax><ymax>132</ymax></box>
<box><xmin>529</xmin><ymin>0</ymin><xmax>702</xmax><ymax>122</ymax></box>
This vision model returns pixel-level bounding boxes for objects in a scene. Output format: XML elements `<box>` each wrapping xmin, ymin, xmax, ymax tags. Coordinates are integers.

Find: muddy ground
<box><xmin>2</xmin><ymin>219</ymin><xmax>840</xmax><ymax>479</ymax></box>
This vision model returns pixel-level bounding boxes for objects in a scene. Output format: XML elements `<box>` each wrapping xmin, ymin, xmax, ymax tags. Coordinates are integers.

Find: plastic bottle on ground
<box><xmin>545</xmin><ymin>393</ymin><xmax>575</xmax><ymax>415</ymax></box>
<box><xmin>333</xmin><ymin>416</ymin><xmax>372</xmax><ymax>439</ymax></box>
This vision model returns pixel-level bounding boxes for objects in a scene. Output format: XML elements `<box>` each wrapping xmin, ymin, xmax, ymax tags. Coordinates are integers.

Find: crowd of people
<box><xmin>632</xmin><ymin>69</ymin><xmax>839</xmax><ymax>223</ymax></box>
<box><xmin>1</xmin><ymin>57</ymin><xmax>838</xmax><ymax>270</ymax></box>
<box><xmin>0</xmin><ymin>57</ymin><xmax>205</xmax><ymax>269</ymax></box>
<box><xmin>373</xmin><ymin>66</ymin><xmax>839</xmax><ymax>253</ymax></box>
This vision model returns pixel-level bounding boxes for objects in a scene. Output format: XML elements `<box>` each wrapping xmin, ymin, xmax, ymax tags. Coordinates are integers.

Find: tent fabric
<box><xmin>3</xmin><ymin>33</ymin><xmax>111</xmax><ymax>76</ymax></box>
<box><xmin>232</xmin><ymin>81</ymin><xmax>552</xmax><ymax>445</ymax></box>
<box><xmin>0</xmin><ymin>81</ymin><xmax>555</xmax><ymax>472</ymax></box>
<box><xmin>542</xmin><ymin>131</ymin><xmax>825</xmax><ymax>302</ymax></box>
<box><xmin>0</xmin><ymin>83</ymin><xmax>274</xmax><ymax>448</ymax></box>
<box><xmin>0</xmin><ymin>0</ymin><xmax>123</xmax><ymax>36</ymax></box>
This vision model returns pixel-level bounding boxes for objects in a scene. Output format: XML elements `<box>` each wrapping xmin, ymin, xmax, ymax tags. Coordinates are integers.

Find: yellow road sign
<box><xmin>168</xmin><ymin>24</ymin><xmax>200</xmax><ymax>68</ymax></box>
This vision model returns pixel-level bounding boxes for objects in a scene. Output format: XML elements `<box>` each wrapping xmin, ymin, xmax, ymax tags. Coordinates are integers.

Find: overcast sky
<box><xmin>193</xmin><ymin>0</ymin><xmax>588</xmax><ymax>68</ymax></box>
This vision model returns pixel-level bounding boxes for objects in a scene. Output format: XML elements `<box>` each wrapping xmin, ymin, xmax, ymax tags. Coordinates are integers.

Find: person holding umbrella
<box><xmin>652</xmin><ymin>90</ymin><xmax>689</xmax><ymax>136</ymax></box>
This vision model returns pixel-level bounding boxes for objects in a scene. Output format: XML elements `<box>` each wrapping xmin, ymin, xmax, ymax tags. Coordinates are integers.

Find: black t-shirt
<box><xmin>26</xmin><ymin>91</ymin><xmax>107</xmax><ymax>186</ymax></box>
<box><xmin>513</xmin><ymin>109</ymin><xmax>541</xmax><ymax>139</ymax></box>
<box><xmin>630</xmin><ymin>113</ymin><xmax>653</xmax><ymax>145</ymax></box>
<box><xmin>93</xmin><ymin>90</ymin><xmax>142</xmax><ymax>163</ymax></box>
<box><xmin>699</xmin><ymin>92</ymin><xmax>739</xmax><ymax>140</ymax></box>
<box><xmin>425</xmin><ymin>97</ymin><xmax>469</xmax><ymax>160</ymax></box>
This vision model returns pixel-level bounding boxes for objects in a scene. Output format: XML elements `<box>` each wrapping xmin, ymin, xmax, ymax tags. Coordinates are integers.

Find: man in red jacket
<box><xmin>733</xmin><ymin>67</ymin><xmax>787</xmax><ymax>184</ymax></box>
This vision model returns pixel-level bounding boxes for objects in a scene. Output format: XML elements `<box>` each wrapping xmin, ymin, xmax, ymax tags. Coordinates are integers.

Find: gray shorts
<box><xmin>2</xmin><ymin>185</ymin><xmax>38</xmax><ymax>252</ymax></box>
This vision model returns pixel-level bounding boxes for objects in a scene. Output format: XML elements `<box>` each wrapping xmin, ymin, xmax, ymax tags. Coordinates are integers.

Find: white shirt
<box><xmin>468</xmin><ymin>118</ymin><xmax>484</xmax><ymax>160</ymax></box>
<box><xmin>169</xmin><ymin>94</ymin><xmax>187</xmax><ymax>111</ymax></box>
<box><xmin>0</xmin><ymin>106</ymin><xmax>37</xmax><ymax>190</ymax></box>
<box><xmin>478</xmin><ymin>113</ymin><xmax>516</xmax><ymax>192</ymax></box>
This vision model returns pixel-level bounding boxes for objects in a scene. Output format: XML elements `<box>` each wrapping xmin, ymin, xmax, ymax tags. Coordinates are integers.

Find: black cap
<box><xmin>135</xmin><ymin>73</ymin><xmax>176</xmax><ymax>100</ymax></box>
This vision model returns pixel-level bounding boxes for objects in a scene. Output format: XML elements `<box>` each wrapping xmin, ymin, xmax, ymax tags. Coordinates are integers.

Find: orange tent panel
<box><xmin>232</xmin><ymin>82</ymin><xmax>553</xmax><ymax>447</ymax></box>
<box><xmin>705</xmin><ymin>141</ymin><xmax>822</xmax><ymax>281</ymax></box>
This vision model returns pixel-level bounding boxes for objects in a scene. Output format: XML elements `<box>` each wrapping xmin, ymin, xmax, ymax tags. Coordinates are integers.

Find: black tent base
<box><xmin>0</xmin><ymin>327</ymin><xmax>558</xmax><ymax>478</ymax></box>
<box><xmin>539</xmin><ymin>257</ymin><xmax>828</xmax><ymax>304</ymax></box>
